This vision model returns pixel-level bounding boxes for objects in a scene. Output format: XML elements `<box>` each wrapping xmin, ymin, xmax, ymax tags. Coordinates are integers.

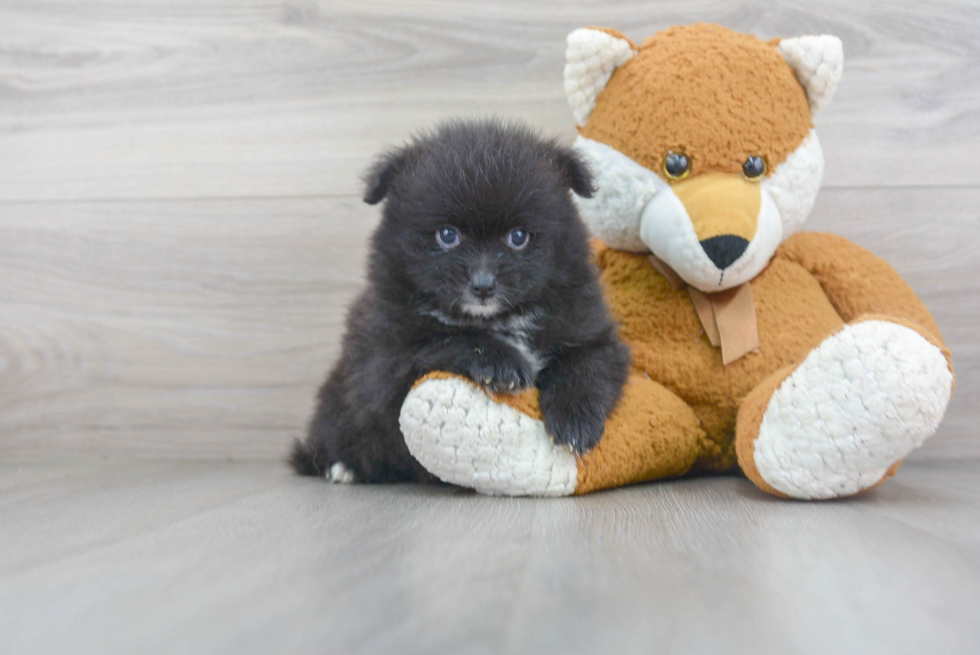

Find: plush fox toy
<box><xmin>398</xmin><ymin>23</ymin><xmax>954</xmax><ymax>499</ymax></box>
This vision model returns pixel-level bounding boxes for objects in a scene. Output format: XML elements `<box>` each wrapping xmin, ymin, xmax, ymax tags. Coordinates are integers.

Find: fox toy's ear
<box><xmin>564</xmin><ymin>27</ymin><xmax>637</xmax><ymax>127</ymax></box>
<box><xmin>776</xmin><ymin>35</ymin><xmax>844</xmax><ymax>116</ymax></box>
<box><xmin>551</xmin><ymin>145</ymin><xmax>596</xmax><ymax>198</ymax></box>
<box><xmin>362</xmin><ymin>147</ymin><xmax>413</xmax><ymax>205</ymax></box>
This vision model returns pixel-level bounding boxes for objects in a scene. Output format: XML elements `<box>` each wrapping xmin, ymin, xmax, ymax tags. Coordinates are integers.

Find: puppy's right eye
<box><xmin>506</xmin><ymin>228</ymin><xmax>529</xmax><ymax>250</ymax></box>
<box><xmin>436</xmin><ymin>227</ymin><xmax>460</xmax><ymax>249</ymax></box>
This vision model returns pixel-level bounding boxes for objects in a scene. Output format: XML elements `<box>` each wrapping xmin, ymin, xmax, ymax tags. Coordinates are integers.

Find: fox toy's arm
<box><xmin>777</xmin><ymin>231</ymin><xmax>947</xmax><ymax>346</ymax></box>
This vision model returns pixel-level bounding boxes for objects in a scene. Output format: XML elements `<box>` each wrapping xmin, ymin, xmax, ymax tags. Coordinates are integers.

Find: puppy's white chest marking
<box><xmin>491</xmin><ymin>313</ymin><xmax>546</xmax><ymax>377</ymax></box>
<box><xmin>423</xmin><ymin>309</ymin><xmax>547</xmax><ymax>377</ymax></box>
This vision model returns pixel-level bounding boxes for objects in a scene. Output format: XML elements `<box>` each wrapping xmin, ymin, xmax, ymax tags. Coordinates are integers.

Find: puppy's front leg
<box><xmin>537</xmin><ymin>338</ymin><xmax>630</xmax><ymax>453</ymax></box>
<box><xmin>416</xmin><ymin>335</ymin><xmax>534</xmax><ymax>394</ymax></box>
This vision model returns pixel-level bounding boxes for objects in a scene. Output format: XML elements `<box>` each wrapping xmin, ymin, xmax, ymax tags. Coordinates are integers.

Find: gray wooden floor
<box><xmin>2</xmin><ymin>458</ymin><xmax>979</xmax><ymax>655</ymax></box>
<box><xmin>1</xmin><ymin>1</ymin><xmax>979</xmax><ymax>653</ymax></box>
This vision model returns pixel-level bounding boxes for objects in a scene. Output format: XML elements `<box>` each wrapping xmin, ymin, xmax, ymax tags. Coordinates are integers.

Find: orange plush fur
<box><xmin>581</xmin><ymin>24</ymin><xmax>813</xmax><ymax>179</ymax></box>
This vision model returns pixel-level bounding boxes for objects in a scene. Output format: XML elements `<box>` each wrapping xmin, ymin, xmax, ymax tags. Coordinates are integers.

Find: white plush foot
<box><xmin>327</xmin><ymin>462</ymin><xmax>355</xmax><ymax>484</ymax></box>
<box><xmin>399</xmin><ymin>377</ymin><xmax>578</xmax><ymax>496</ymax></box>
<box><xmin>752</xmin><ymin>320</ymin><xmax>953</xmax><ymax>499</ymax></box>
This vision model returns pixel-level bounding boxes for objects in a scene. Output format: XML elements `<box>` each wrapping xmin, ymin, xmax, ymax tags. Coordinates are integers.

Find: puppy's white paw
<box><xmin>327</xmin><ymin>462</ymin><xmax>355</xmax><ymax>484</ymax></box>
<box><xmin>752</xmin><ymin>320</ymin><xmax>952</xmax><ymax>499</ymax></box>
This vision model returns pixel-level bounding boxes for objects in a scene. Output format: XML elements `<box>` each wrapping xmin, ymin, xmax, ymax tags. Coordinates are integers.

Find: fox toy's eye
<box><xmin>742</xmin><ymin>155</ymin><xmax>767</xmax><ymax>180</ymax></box>
<box><xmin>506</xmin><ymin>228</ymin><xmax>530</xmax><ymax>250</ymax></box>
<box><xmin>663</xmin><ymin>152</ymin><xmax>691</xmax><ymax>180</ymax></box>
<box><xmin>436</xmin><ymin>226</ymin><xmax>460</xmax><ymax>249</ymax></box>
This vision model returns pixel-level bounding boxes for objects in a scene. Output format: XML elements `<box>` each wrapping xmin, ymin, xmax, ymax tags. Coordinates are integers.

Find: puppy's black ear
<box><xmin>551</xmin><ymin>147</ymin><xmax>595</xmax><ymax>198</ymax></box>
<box><xmin>362</xmin><ymin>147</ymin><xmax>412</xmax><ymax>205</ymax></box>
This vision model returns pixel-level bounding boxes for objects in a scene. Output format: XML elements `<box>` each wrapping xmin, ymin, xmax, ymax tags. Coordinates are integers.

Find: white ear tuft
<box><xmin>564</xmin><ymin>28</ymin><xmax>636</xmax><ymax>127</ymax></box>
<box><xmin>777</xmin><ymin>35</ymin><xmax>844</xmax><ymax>116</ymax></box>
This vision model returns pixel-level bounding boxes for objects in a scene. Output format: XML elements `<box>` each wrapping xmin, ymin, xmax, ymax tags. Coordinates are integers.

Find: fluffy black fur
<box><xmin>291</xmin><ymin>119</ymin><xmax>630</xmax><ymax>482</ymax></box>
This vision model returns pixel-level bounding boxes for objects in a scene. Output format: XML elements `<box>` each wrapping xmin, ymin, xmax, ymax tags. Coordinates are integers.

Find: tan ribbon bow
<box><xmin>648</xmin><ymin>255</ymin><xmax>760</xmax><ymax>365</ymax></box>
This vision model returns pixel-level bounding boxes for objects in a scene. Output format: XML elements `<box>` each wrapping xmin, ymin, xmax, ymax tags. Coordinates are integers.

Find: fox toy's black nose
<box><xmin>469</xmin><ymin>272</ymin><xmax>497</xmax><ymax>299</ymax></box>
<box><xmin>700</xmin><ymin>235</ymin><xmax>749</xmax><ymax>270</ymax></box>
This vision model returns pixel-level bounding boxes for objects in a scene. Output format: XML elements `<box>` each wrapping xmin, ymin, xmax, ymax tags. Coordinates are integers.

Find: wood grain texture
<box><xmin>0</xmin><ymin>189</ymin><xmax>975</xmax><ymax>461</ymax></box>
<box><xmin>1</xmin><ymin>5</ymin><xmax>977</xmax><ymax>652</ymax></box>
<box><xmin>0</xmin><ymin>197</ymin><xmax>376</xmax><ymax>459</ymax></box>
<box><xmin>0</xmin><ymin>1</ymin><xmax>977</xmax><ymax>462</ymax></box>
<box><xmin>2</xmin><ymin>459</ymin><xmax>979</xmax><ymax>654</ymax></box>
<box><xmin>1</xmin><ymin>0</ymin><xmax>979</xmax><ymax>200</ymax></box>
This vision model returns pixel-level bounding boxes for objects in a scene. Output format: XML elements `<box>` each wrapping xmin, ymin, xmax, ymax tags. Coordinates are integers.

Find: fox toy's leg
<box><xmin>736</xmin><ymin>317</ymin><xmax>953</xmax><ymax>500</ymax></box>
<box><xmin>399</xmin><ymin>372</ymin><xmax>706</xmax><ymax>496</ymax></box>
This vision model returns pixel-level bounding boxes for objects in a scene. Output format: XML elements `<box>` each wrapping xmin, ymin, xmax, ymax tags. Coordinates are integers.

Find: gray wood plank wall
<box><xmin>1</xmin><ymin>1</ymin><xmax>977</xmax><ymax>461</ymax></box>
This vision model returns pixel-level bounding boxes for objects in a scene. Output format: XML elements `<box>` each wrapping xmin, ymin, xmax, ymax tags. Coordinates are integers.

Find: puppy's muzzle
<box><xmin>469</xmin><ymin>271</ymin><xmax>497</xmax><ymax>300</ymax></box>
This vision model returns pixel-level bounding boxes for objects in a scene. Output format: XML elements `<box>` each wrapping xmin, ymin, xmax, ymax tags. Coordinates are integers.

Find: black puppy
<box><xmin>291</xmin><ymin>119</ymin><xmax>630</xmax><ymax>483</ymax></box>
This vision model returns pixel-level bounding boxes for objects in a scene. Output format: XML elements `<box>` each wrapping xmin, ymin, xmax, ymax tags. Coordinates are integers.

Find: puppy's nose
<box><xmin>700</xmin><ymin>235</ymin><xmax>749</xmax><ymax>270</ymax></box>
<box><xmin>469</xmin><ymin>272</ymin><xmax>497</xmax><ymax>299</ymax></box>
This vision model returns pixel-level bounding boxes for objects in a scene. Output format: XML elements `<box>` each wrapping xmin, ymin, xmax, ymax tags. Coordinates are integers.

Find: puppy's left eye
<box><xmin>436</xmin><ymin>226</ymin><xmax>460</xmax><ymax>249</ymax></box>
<box><xmin>506</xmin><ymin>228</ymin><xmax>529</xmax><ymax>250</ymax></box>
